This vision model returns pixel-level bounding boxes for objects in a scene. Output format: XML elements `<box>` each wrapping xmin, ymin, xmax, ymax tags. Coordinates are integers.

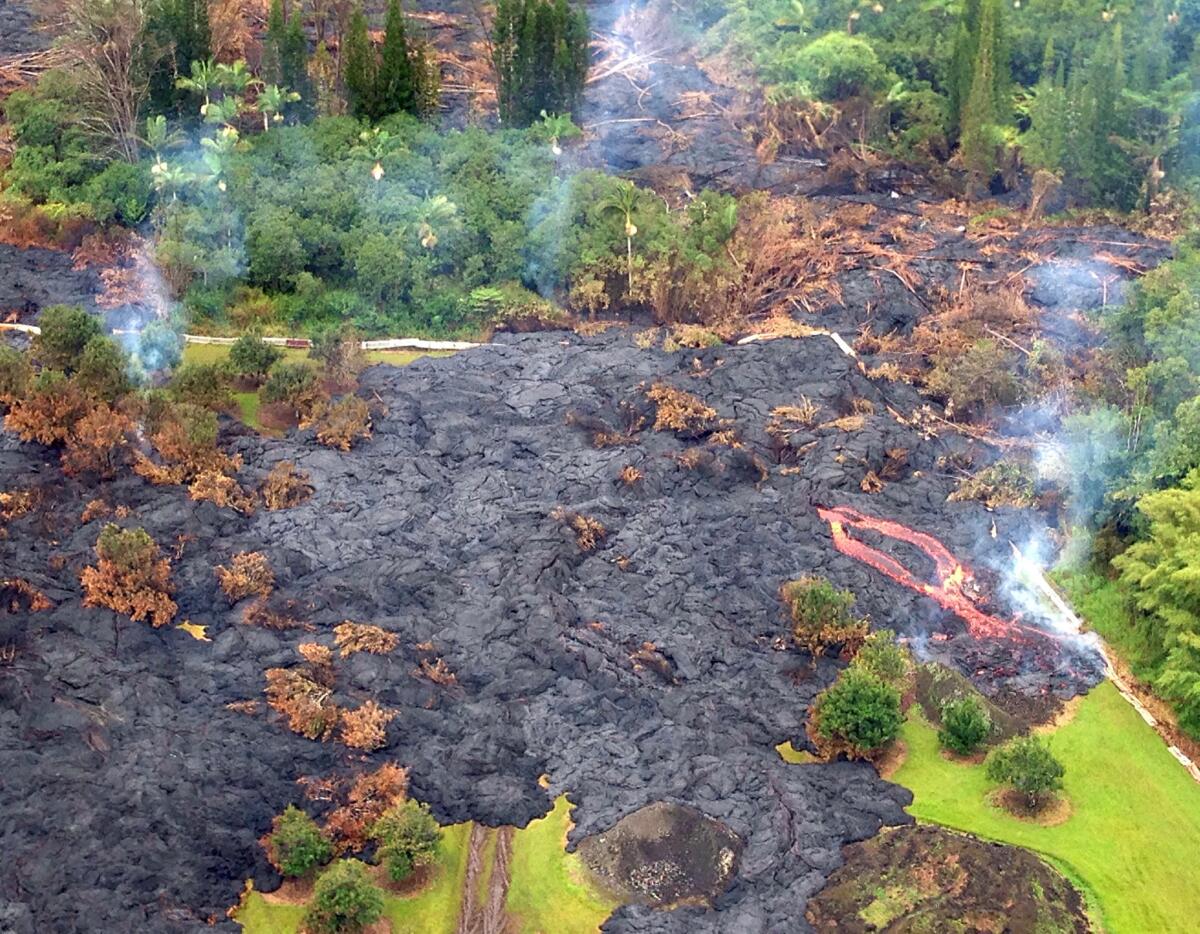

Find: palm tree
<box><xmin>600</xmin><ymin>180</ymin><xmax>640</xmax><ymax>294</ymax></box>
<box><xmin>416</xmin><ymin>194</ymin><xmax>458</xmax><ymax>249</ymax></box>
<box><xmin>142</xmin><ymin>115</ymin><xmax>183</xmax><ymax>161</ymax></box>
<box><xmin>176</xmin><ymin>58</ymin><xmax>220</xmax><ymax>116</ymax></box>
<box><xmin>214</xmin><ymin>60</ymin><xmax>258</xmax><ymax>97</ymax></box>
<box><xmin>257</xmin><ymin>84</ymin><xmax>301</xmax><ymax>132</ymax></box>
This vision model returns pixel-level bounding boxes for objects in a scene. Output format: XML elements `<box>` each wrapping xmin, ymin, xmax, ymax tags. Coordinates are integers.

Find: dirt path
<box><xmin>456</xmin><ymin>823</ymin><xmax>515</xmax><ymax>934</ymax></box>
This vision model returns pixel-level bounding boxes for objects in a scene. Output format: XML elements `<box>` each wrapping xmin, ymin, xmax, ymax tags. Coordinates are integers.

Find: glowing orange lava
<box><xmin>816</xmin><ymin>505</ymin><xmax>1050</xmax><ymax>642</ymax></box>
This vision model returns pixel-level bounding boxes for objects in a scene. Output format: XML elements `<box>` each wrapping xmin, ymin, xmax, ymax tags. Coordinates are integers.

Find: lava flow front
<box><xmin>816</xmin><ymin>505</ymin><xmax>1052</xmax><ymax>642</ymax></box>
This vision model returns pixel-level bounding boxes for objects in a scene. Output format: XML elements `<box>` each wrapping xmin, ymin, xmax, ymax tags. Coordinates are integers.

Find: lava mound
<box><xmin>578</xmin><ymin>802</ymin><xmax>742</xmax><ymax>907</ymax></box>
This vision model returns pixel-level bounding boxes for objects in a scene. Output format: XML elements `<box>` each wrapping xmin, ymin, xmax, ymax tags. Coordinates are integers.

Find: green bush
<box><xmin>169</xmin><ymin>362</ymin><xmax>233</xmax><ymax>409</ymax></box>
<box><xmin>369</xmin><ymin>800</ymin><xmax>442</xmax><ymax>882</ymax></box>
<box><xmin>788</xmin><ymin>33</ymin><xmax>889</xmax><ymax>100</ymax></box>
<box><xmin>34</xmin><ymin>305</ymin><xmax>102</xmax><ymax>372</ymax></box>
<box><xmin>95</xmin><ymin>524</ymin><xmax>158</xmax><ymax>572</ymax></box>
<box><xmin>303</xmin><ymin>859</ymin><xmax>385</xmax><ymax>934</ymax></box>
<box><xmin>985</xmin><ymin>735</ymin><xmax>1065</xmax><ymax>810</ymax></box>
<box><xmin>926</xmin><ymin>339</ymin><xmax>1025</xmax><ymax>418</ymax></box>
<box><xmin>851</xmin><ymin>629</ymin><xmax>909</xmax><ymax>687</ymax></box>
<box><xmin>228</xmin><ymin>335</ymin><xmax>283</xmax><ymax>381</ymax></box>
<box><xmin>135</xmin><ymin>321</ymin><xmax>184</xmax><ymax>375</ymax></box>
<box><xmin>263</xmin><ymin>805</ymin><xmax>333</xmax><ymax>878</ymax></box>
<box><xmin>0</xmin><ymin>345</ymin><xmax>32</xmax><ymax>402</ymax></box>
<box><xmin>246</xmin><ymin>206</ymin><xmax>307</xmax><ymax>291</ymax></box>
<box><xmin>74</xmin><ymin>336</ymin><xmax>130</xmax><ymax>403</ymax></box>
<box><xmin>261</xmin><ymin>361</ymin><xmax>318</xmax><ymax>405</ymax></box>
<box><xmin>782</xmin><ymin>576</ymin><xmax>865</xmax><ymax>657</ymax></box>
<box><xmin>81</xmin><ymin>161</ymin><xmax>153</xmax><ymax>226</ymax></box>
<box><xmin>939</xmin><ymin>696</ymin><xmax>992</xmax><ymax>755</ymax></box>
<box><xmin>813</xmin><ymin>667</ymin><xmax>902</xmax><ymax>758</ymax></box>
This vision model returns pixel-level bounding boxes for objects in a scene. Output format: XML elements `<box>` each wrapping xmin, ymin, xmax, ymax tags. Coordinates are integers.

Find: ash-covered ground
<box><xmin>1</xmin><ymin>329</ymin><xmax>1108</xmax><ymax>933</ymax></box>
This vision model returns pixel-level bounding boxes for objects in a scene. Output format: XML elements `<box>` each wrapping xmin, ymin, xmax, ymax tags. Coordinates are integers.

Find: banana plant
<box><xmin>599</xmin><ymin>180</ymin><xmax>641</xmax><ymax>294</ymax></box>
<box><xmin>257</xmin><ymin>84</ymin><xmax>301</xmax><ymax>132</ymax></box>
<box><xmin>176</xmin><ymin>58</ymin><xmax>220</xmax><ymax>116</ymax></box>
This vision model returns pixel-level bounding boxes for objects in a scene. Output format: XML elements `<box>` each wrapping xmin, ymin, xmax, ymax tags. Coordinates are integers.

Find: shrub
<box><xmin>190</xmin><ymin>471</ymin><xmax>256</xmax><ymax>513</ymax></box>
<box><xmin>4</xmin><ymin>370</ymin><xmax>90</xmax><ymax>444</ymax></box>
<box><xmin>169</xmin><ymin>362</ymin><xmax>234</xmax><ymax>409</ymax></box>
<box><xmin>926</xmin><ymin>340</ymin><xmax>1024</xmax><ymax>419</ymax></box>
<box><xmin>216</xmin><ymin>551</ymin><xmax>275</xmax><ymax>602</ymax></box>
<box><xmin>261</xmin><ymin>360</ymin><xmax>318</xmax><ymax>406</ymax></box>
<box><xmin>33</xmin><ymin>305</ymin><xmax>101</xmax><ymax>371</ymax></box>
<box><xmin>135</xmin><ymin>402</ymin><xmax>238</xmax><ymax>482</ymax></box>
<box><xmin>939</xmin><ymin>696</ymin><xmax>992</xmax><ymax>756</ymax></box>
<box><xmin>340</xmin><ymin>700</ymin><xmax>396</xmax><ymax>751</ymax></box>
<box><xmin>303</xmin><ymin>859</ymin><xmax>385</xmax><ymax>934</ymax></box>
<box><xmin>334</xmin><ymin>621</ymin><xmax>398</xmax><ymax>657</ymax></box>
<box><xmin>62</xmin><ymin>404</ymin><xmax>133</xmax><ymax>478</ymax></box>
<box><xmin>246</xmin><ymin>206</ymin><xmax>307</xmax><ymax>292</ymax></box>
<box><xmin>788</xmin><ymin>33</ymin><xmax>889</xmax><ymax>101</ymax></box>
<box><xmin>81</xmin><ymin>161</ymin><xmax>152</xmax><ymax>226</ymax></box>
<box><xmin>645</xmin><ymin>383</ymin><xmax>717</xmax><ymax>435</ymax></box>
<box><xmin>985</xmin><ymin>735</ymin><xmax>1065</xmax><ymax>811</ymax></box>
<box><xmin>306</xmin><ymin>395</ymin><xmax>372</xmax><ymax>451</ymax></box>
<box><xmin>265</xmin><ymin>667</ymin><xmax>341</xmax><ymax>740</ymax></box>
<box><xmin>74</xmin><ymin>336</ymin><xmax>130</xmax><ymax>403</ymax></box>
<box><xmin>851</xmin><ymin>629</ymin><xmax>909</xmax><ymax>687</ymax></box>
<box><xmin>550</xmin><ymin>507</ymin><xmax>606</xmax><ymax>551</ymax></box>
<box><xmin>262</xmin><ymin>805</ymin><xmax>334</xmax><ymax>878</ymax></box>
<box><xmin>260</xmin><ymin>461</ymin><xmax>314</xmax><ymax>510</ymax></box>
<box><xmin>0</xmin><ymin>345</ymin><xmax>32</xmax><ymax>403</ymax></box>
<box><xmin>228</xmin><ymin>335</ymin><xmax>283</xmax><ymax>381</ymax></box>
<box><xmin>370</xmin><ymin>800</ymin><xmax>442</xmax><ymax>882</ymax></box>
<box><xmin>325</xmin><ymin>764</ymin><xmax>410</xmax><ymax>853</ymax></box>
<box><xmin>135</xmin><ymin>320</ymin><xmax>183</xmax><ymax>373</ymax></box>
<box><xmin>80</xmin><ymin>525</ymin><xmax>177</xmax><ymax>627</ymax></box>
<box><xmin>783</xmin><ymin>576</ymin><xmax>867</xmax><ymax>659</ymax></box>
<box><xmin>810</xmin><ymin>667</ymin><xmax>902</xmax><ymax>759</ymax></box>
<box><xmin>310</xmin><ymin>326</ymin><xmax>367</xmax><ymax>385</ymax></box>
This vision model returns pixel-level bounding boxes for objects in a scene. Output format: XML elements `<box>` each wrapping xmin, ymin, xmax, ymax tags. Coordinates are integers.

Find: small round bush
<box><xmin>0</xmin><ymin>345</ymin><xmax>32</xmax><ymax>402</ymax></box>
<box><xmin>985</xmin><ymin>734</ymin><xmax>1065</xmax><ymax>811</ymax></box>
<box><xmin>169</xmin><ymin>362</ymin><xmax>233</xmax><ymax>409</ymax></box>
<box><xmin>939</xmin><ymin>696</ymin><xmax>992</xmax><ymax>756</ymax></box>
<box><xmin>852</xmin><ymin>629</ymin><xmax>909</xmax><ymax>686</ymax></box>
<box><xmin>75</xmin><ymin>336</ymin><xmax>130</xmax><ymax>403</ymax></box>
<box><xmin>813</xmin><ymin>667</ymin><xmax>902</xmax><ymax>757</ymax></box>
<box><xmin>136</xmin><ymin>320</ymin><xmax>183</xmax><ymax>374</ymax></box>
<box><xmin>788</xmin><ymin>33</ymin><xmax>889</xmax><ymax>101</ymax></box>
<box><xmin>34</xmin><ymin>305</ymin><xmax>101</xmax><ymax>372</ymax></box>
<box><xmin>303</xmin><ymin>859</ymin><xmax>385</xmax><ymax>934</ymax></box>
<box><xmin>261</xmin><ymin>361</ymin><xmax>318</xmax><ymax>406</ymax></box>
<box><xmin>228</xmin><ymin>334</ymin><xmax>283</xmax><ymax>381</ymax></box>
<box><xmin>263</xmin><ymin>804</ymin><xmax>333</xmax><ymax>878</ymax></box>
<box><xmin>370</xmin><ymin>800</ymin><xmax>442</xmax><ymax>882</ymax></box>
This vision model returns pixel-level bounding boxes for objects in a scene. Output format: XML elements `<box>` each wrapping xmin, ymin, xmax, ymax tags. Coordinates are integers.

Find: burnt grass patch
<box><xmin>806</xmin><ymin>824</ymin><xmax>1090</xmax><ymax>933</ymax></box>
<box><xmin>0</xmin><ymin>330</ymin><xmax>1107</xmax><ymax>932</ymax></box>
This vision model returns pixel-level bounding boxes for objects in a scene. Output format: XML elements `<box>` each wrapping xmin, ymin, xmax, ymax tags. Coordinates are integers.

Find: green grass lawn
<box><xmin>179</xmin><ymin>343</ymin><xmax>448</xmax><ymax>431</ymax></box>
<box><xmin>505</xmin><ymin>795</ymin><xmax>619</xmax><ymax>934</ymax></box>
<box><xmin>237</xmin><ymin>822</ymin><xmax>471</xmax><ymax>934</ymax></box>
<box><xmin>892</xmin><ymin>681</ymin><xmax>1200</xmax><ymax>933</ymax></box>
<box><xmin>1053</xmin><ymin>567</ymin><xmax>1164</xmax><ymax>682</ymax></box>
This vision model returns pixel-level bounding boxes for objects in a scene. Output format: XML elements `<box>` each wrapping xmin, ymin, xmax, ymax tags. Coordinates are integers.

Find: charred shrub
<box><xmin>305</xmin><ymin>395</ymin><xmax>372</xmax><ymax>451</ymax></box>
<box><xmin>216</xmin><ymin>551</ymin><xmax>275</xmax><ymax>602</ymax></box>
<box><xmin>782</xmin><ymin>576</ymin><xmax>867</xmax><ymax>659</ymax></box>
<box><xmin>334</xmin><ymin>621</ymin><xmax>398</xmax><ymax>657</ymax></box>
<box><xmin>265</xmin><ymin>666</ymin><xmax>341</xmax><ymax>741</ymax></box>
<box><xmin>926</xmin><ymin>340</ymin><xmax>1025</xmax><ymax>420</ymax></box>
<box><xmin>62</xmin><ymin>404</ymin><xmax>133</xmax><ymax>478</ymax></box>
<box><xmin>340</xmin><ymin>700</ymin><xmax>396</xmax><ymax>752</ymax></box>
<box><xmin>645</xmin><ymin>382</ymin><xmax>718</xmax><ymax>436</ymax></box>
<box><xmin>4</xmin><ymin>370</ymin><xmax>90</xmax><ymax>444</ymax></box>
<box><xmin>325</xmin><ymin>764</ymin><xmax>410</xmax><ymax>854</ymax></box>
<box><xmin>80</xmin><ymin>524</ymin><xmax>177</xmax><ymax>628</ymax></box>
<box><xmin>260</xmin><ymin>460</ymin><xmax>314</xmax><ymax>510</ymax></box>
<box><xmin>261</xmin><ymin>805</ymin><xmax>334</xmax><ymax>878</ymax></box>
<box><xmin>550</xmin><ymin>507</ymin><xmax>607</xmax><ymax>552</ymax></box>
<box><xmin>188</xmin><ymin>470</ymin><xmax>256</xmax><ymax>514</ymax></box>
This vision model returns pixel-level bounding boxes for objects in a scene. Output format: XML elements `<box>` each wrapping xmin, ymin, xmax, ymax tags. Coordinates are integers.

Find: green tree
<box><xmin>369</xmin><ymin>800</ymin><xmax>442</xmax><ymax>882</ymax></box>
<box><xmin>985</xmin><ymin>735</ymin><xmax>1065</xmax><ymax>810</ymax></box>
<box><xmin>145</xmin><ymin>0</ymin><xmax>212</xmax><ymax>114</ymax></box>
<box><xmin>379</xmin><ymin>0</ymin><xmax>417</xmax><ymax>116</ymax></box>
<box><xmin>1114</xmin><ymin>468</ymin><xmax>1200</xmax><ymax>735</ymax></box>
<box><xmin>938</xmin><ymin>696</ymin><xmax>992</xmax><ymax>755</ymax></box>
<box><xmin>263</xmin><ymin>0</ymin><xmax>310</xmax><ymax>108</ymax></box>
<box><xmin>228</xmin><ymin>335</ymin><xmax>284</xmax><ymax>381</ymax></box>
<box><xmin>75</xmin><ymin>336</ymin><xmax>131</xmax><ymax>403</ymax></box>
<box><xmin>304</xmin><ymin>859</ymin><xmax>385</xmax><ymax>934</ymax></box>
<box><xmin>246</xmin><ymin>206</ymin><xmax>307</xmax><ymax>291</ymax></box>
<box><xmin>261</xmin><ymin>361</ymin><xmax>318</xmax><ymax>405</ymax></box>
<box><xmin>169</xmin><ymin>361</ymin><xmax>233</xmax><ymax>409</ymax></box>
<box><xmin>343</xmin><ymin>6</ymin><xmax>380</xmax><ymax>120</ymax></box>
<box><xmin>852</xmin><ymin>629</ymin><xmax>909</xmax><ymax>687</ymax></box>
<box><xmin>34</xmin><ymin>306</ymin><xmax>102</xmax><ymax>372</ymax></box>
<box><xmin>0</xmin><ymin>346</ymin><xmax>32</xmax><ymax>403</ymax></box>
<box><xmin>812</xmin><ymin>667</ymin><xmax>902</xmax><ymax>758</ymax></box>
<box><xmin>263</xmin><ymin>805</ymin><xmax>333</xmax><ymax>878</ymax></box>
<box><xmin>960</xmin><ymin>0</ymin><xmax>1006</xmax><ymax>187</ymax></box>
<box><xmin>175</xmin><ymin>58</ymin><xmax>220</xmax><ymax>117</ymax></box>
<box><xmin>493</xmin><ymin>0</ymin><xmax>590</xmax><ymax>126</ymax></box>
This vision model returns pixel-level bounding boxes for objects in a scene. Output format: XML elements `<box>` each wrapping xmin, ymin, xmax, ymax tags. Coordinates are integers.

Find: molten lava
<box><xmin>816</xmin><ymin>505</ymin><xmax>1053</xmax><ymax>642</ymax></box>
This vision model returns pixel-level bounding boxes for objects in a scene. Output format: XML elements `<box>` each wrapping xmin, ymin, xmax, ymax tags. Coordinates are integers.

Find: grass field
<box><xmin>505</xmin><ymin>795</ymin><xmax>619</xmax><ymax>934</ymax></box>
<box><xmin>1053</xmin><ymin>567</ymin><xmax>1164</xmax><ymax>682</ymax></box>
<box><xmin>892</xmin><ymin>681</ymin><xmax>1200</xmax><ymax>933</ymax></box>
<box><xmin>237</xmin><ymin>797</ymin><xmax>616</xmax><ymax>933</ymax></box>
<box><xmin>180</xmin><ymin>343</ymin><xmax>448</xmax><ymax>430</ymax></box>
